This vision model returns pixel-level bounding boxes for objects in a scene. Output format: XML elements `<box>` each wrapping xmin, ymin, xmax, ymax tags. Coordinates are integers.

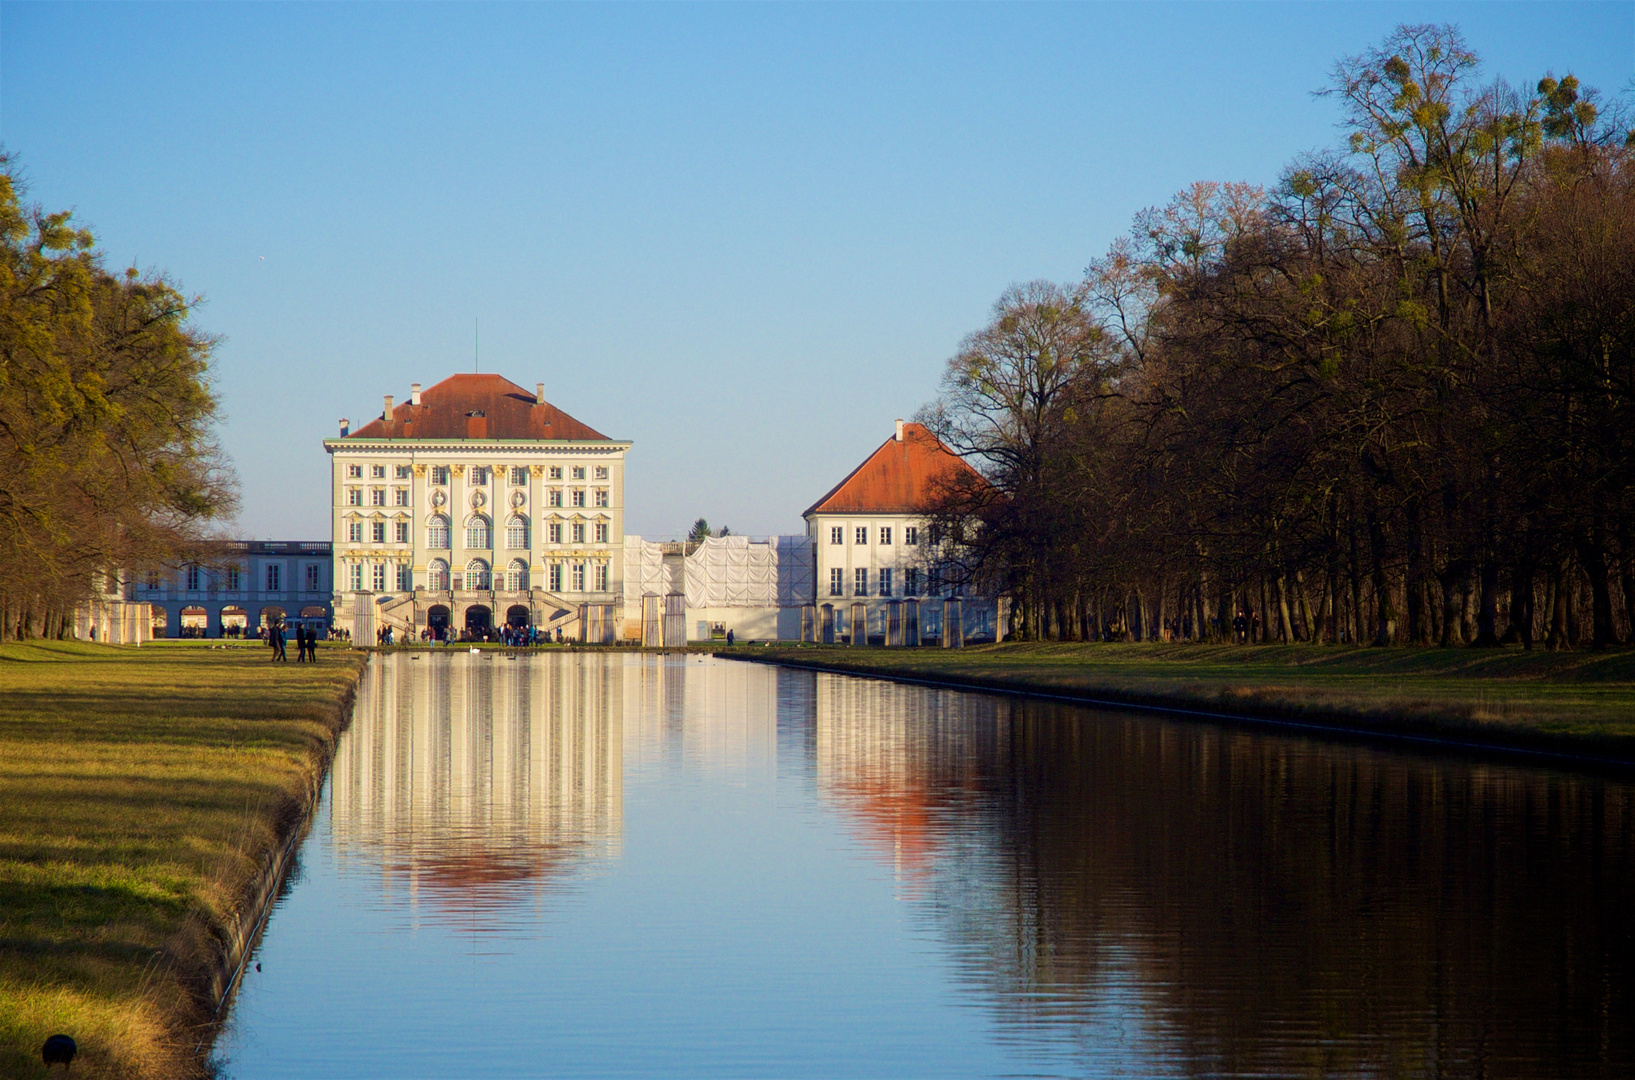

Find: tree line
<box><xmin>0</xmin><ymin>154</ymin><xmax>235</xmax><ymax>640</ymax></box>
<box><xmin>922</xmin><ymin>26</ymin><xmax>1635</xmax><ymax>648</ymax></box>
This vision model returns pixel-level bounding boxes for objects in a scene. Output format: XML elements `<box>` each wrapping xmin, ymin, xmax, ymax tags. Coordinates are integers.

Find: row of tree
<box><xmin>0</xmin><ymin>154</ymin><xmax>235</xmax><ymax>641</ymax></box>
<box><xmin>923</xmin><ymin>26</ymin><xmax>1635</xmax><ymax>647</ymax></box>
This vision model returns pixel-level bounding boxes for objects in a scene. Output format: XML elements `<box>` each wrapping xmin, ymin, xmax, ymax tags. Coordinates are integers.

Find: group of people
<box><xmin>266</xmin><ymin>621</ymin><xmax>321</xmax><ymax>662</ymax></box>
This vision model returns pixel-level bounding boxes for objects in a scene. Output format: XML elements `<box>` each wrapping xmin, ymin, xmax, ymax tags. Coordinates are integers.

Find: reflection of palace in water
<box><xmin>330</xmin><ymin>652</ymin><xmax>623</xmax><ymax>919</ymax></box>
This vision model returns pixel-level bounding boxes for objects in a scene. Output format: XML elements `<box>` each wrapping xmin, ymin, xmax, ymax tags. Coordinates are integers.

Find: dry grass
<box><xmin>0</xmin><ymin>639</ymin><xmax>365</xmax><ymax>1079</ymax></box>
<box><xmin>733</xmin><ymin>641</ymin><xmax>1635</xmax><ymax>759</ymax></box>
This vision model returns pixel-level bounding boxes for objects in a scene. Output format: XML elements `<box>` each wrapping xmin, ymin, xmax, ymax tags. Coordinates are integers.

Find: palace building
<box><xmin>803</xmin><ymin>419</ymin><xmax>1004</xmax><ymax>644</ymax></box>
<box><xmin>325</xmin><ymin>374</ymin><xmax>630</xmax><ymax>641</ymax></box>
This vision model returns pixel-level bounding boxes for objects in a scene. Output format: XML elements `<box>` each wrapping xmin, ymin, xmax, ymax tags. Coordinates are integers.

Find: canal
<box><xmin>214</xmin><ymin>651</ymin><xmax>1634</xmax><ymax>1078</ymax></box>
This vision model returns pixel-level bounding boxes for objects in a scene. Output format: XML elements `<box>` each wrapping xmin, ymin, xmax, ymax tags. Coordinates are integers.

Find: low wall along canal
<box><xmin>213</xmin><ymin>651</ymin><xmax>1635</xmax><ymax>1078</ymax></box>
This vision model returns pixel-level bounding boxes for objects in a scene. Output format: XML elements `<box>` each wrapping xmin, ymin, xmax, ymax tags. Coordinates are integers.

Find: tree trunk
<box><xmin>1439</xmin><ymin>564</ymin><xmax>1465</xmax><ymax>646</ymax></box>
<box><xmin>1368</xmin><ymin>513</ymin><xmax>1396</xmax><ymax>646</ymax></box>
<box><xmin>1510</xmin><ymin>558</ymin><xmax>1535</xmax><ymax>650</ymax></box>
<box><xmin>1472</xmin><ymin>561</ymin><xmax>1501</xmax><ymax>646</ymax></box>
<box><xmin>1575</xmin><ymin>529</ymin><xmax>1618</xmax><ymax>648</ymax></box>
<box><xmin>1546</xmin><ymin>560</ymin><xmax>1571</xmax><ymax>651</ymax></box>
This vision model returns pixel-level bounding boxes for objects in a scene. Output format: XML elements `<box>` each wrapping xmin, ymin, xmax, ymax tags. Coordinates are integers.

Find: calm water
<box><xmin>213</xmin><ymin>652</ymin><xmax>1635</xmax><ymax>1078</ymax></box>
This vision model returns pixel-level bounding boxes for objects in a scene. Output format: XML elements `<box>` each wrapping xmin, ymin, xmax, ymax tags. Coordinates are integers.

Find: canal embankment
<box><xmin>0</xmin><ymin>639</ymin><xmax>367</xmax><ymax>1080</ymax></box>
<box><xmin>726</xmin><ymin>641</ymin><xmax>1635</xmax><ymax>765</ymax></box>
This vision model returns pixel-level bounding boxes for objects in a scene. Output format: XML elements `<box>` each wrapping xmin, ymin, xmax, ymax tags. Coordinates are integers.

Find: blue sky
<box><xmin>3</xmin><ymin>3</ymin><xmax>1631</xmax><ymax>540</ymax></box>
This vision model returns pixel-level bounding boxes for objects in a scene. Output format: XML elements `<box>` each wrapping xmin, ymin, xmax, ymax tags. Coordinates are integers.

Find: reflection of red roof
<box><xmin>804</xmin><ymin>423</ymin><xmax>988</xmax><ymax>516</ymax></box>
<box><xmin>345</xmin><ymin>374</ymin><xmax>613</xmax><ymax>441</ymax></box>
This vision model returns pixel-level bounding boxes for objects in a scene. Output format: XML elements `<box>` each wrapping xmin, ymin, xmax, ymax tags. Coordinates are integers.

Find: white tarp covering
<box><xmin>624</xmin><ymin>536</ymin><xmax>678</xmax><ymax>607</ymax></box>
<box><xmin>682</xmin><ymin>535</ymin><xmax>815</xmax><ymax>608</ymax></box>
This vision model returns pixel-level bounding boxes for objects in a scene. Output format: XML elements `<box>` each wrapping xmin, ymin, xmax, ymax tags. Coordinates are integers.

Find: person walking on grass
<box><xmin>273</xmin><ymin>621</ymin><xmax>288</xmax><ymax>662</ymax></box>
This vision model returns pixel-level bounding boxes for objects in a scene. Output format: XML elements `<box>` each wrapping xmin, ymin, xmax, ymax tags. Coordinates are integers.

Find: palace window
<box><xmin>879</xmin><ymin>568</ymin><xmax>892</xmax><ymax>596</ymax></box>
<box><xmin>347</xmin><ymin>464</ymin><xmax>362</xmax><ymax>478</ymax></box>
<box><xmin>371</xmin><ymin>521</ymin><xmax>386</xmax><ymax>543</ymax></box>
<box><xmin>594</xmin><ymin>563</ymin><xmax>608</xmax><ymax>591</ymax></box>
<box><xmin>145</xmin><ymin>570</ymin><xmax>161</xmax><ymax>590</ymax></box>
<box><xmin>428</xmin><ymin>559</ymin><xmax>449</xmax><ymax>590</ymax></box>
<box><xmin>228</xmin><ymin>567</ymin><xmax>242</xmax><ymax>590</ymax></box>
<box><xmin>571</xmin><ymin>466</ymin><xmax>585</xmax><ymax>480</ymax></box>
<box><xmin>905</xmin><ymin>526</ymin><xmax>919</xmax><ymax>546</ymax></box>
<box><xmin>348</xmin><ymin>521</ymin><xmax>363</xmax><ymax>542</ymax></box>
<box><xmin>465</xmin><ymin>560</ymin><xmax>490</xmax><ymax>590</ymax></box>
<box><xmin>905</xmin><ymin>567</ymin><xmax>920</xmax><ymax>596</ymax></box>
<box><xmin>854</xmin><ymin>567</ymin><xmax>868</xmax><ymax>595</ymax></box>
<box><xmin>507</xmin><ymin>560</ymin><xmax>528</xmax><ymax>591</ymax></box>
<box><xmin>394</xmin><ymin>465</ymin><xmax>411</xmax><ymax>479</ymax></box>
<box><xmin>431</xmin><ymin>466</ymin><xmax>450</xmax><ymax>485</ymax></box>
<box><xmin>394</xmin><ymin>488</ymin><xmax>409</xmax><ymax>506</ymax></box>
<box><xmin>186</xmin><ymin>565</ymin><xmax>201</xmax><ymax>590</ymax></box>
<box><xmin>571</xmin><ymin>522</ymin><xmax>585</xmax><ymax>544</ymax></box>
<box><xmin>349</xmin><ymin>564</ymin><xmax>363</xmax><ymax>590</ymax></box>
<box><xmin>305</xmin><ymin>564</ymin><xmax>319</xmax><ymax>591</ymax></box>
<box><xmin>371</xmin><ymin>564</ymin><xmax>386</xmax><ymax>591</ymax></box>
<box><xmin>928</xmin><ymin>567</ymin><xmax>942</xmax><ymax>595</ymax></box>
<box><xmin>594</xmin><ymin>466</ymin><xmax>608</xmax><ymax>480</ymax></box>
<box><xmin>570</xmin><ymin>489</ymin><xmax>586</xmax><ymax>508</ymax></box>
<box><xmin>594</xmin><ymin>522</ymin><xmax>609</xmax><ymax>543</ymax></box>
<box><xmin>549</xmin><ymin>564</ymin><xmax>562</xmax><ymax>591</ymax></box>
<box><xmin>571</xmin><ymin>563</ymin><xmax>585</xmax><ymax>591</ymax></box>
<box><xmin>830</xmin><ymin>568</ymin><xmax>844</xmax><ymax>596</ymax></box>
<box><xmin>548</xmin><ymin>466</ymin><xmax>562</xmax><ymax>480</ymax></box>
<box><xmin>371</xmin><ymin>465</ymin><xmax>386</xmax><ymax>478</ymax></box>
<box><xmin>506</xmin><ymin>515</ymin><xmax>529</xmax><ymax>549</ymax></box>
<box><xmin>427</xmin><ymin>515</ymin><xmax>450</xmax><ymax>549</ymax></box>
<box><xmin>593</xmin><ymin>488</ymin><xmax>609</xmax><ymax>507</ymax></box>
<box><xmin>880</xmin><ymin>527</ymin><xmax>892</xmax><ymax>545</ymax></box>
<box><xmin>266</xmin><ymin>564</ymin><xmax>281</xmax><ymax>591</ymax></box>
<box><xmin>465</xmin><ymin>515</ymin><xmax>491</xmax><ymax>549</ymax></box>
<box><xmin>370</xmin><ymin>489</ymin><xmax>385</xmax><ymax>506</ymax></box>
<box><xmin>347</xmin><ymin>489</ymin><xmax>362</xmax><ymax>506</ymax></box>
<box><xmin>510</xmin><ymin>467</ymin><xmax>528</xmax><ymax>485</ymax></box>
<box><xmin>471</xmin><ymin>466</ymin><xmax>490</xmax><ymax>485</ymax></box>
<box><xmin>548</xmin><ymin>489</ymin><xmax>563</xmax><ymax>507</ymax></box>
<box><xmin>548</xmin><ymin>522</ymin><xmax>562</xmax><ymax>543</ymax></box>
<box><xmin>394</xmin><ymin>521</ymin><xmax>409</xmax><ymax>543</ymax></box>
<box><xmin>397</xmin><ymin>565</ymin><xmax>412</xmax><ymax>591</ymax></box>
<box><xmin>830</xmin><ymin>527</ymin><xmax>843</xmax><ymax>545</ymax></box>
<box><xmin>854</xmin><ymin>527</ymin><xmax>867</xmax><ymax>544</ymax></box>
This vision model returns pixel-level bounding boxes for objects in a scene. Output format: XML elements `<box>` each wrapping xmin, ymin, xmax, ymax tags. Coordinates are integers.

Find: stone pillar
<box><xmin>820</xmin><ymin>603</ymin><xmax>834</xmax><ymax>645</ymax></box>
<box><xmin>850</xmin><ymin>602</ymin><xmax>868</xmax><ymax>646</ymax></box>
<box><xmin>942</xmin><ymin>597</ymin><xmax>964</xmax><ymax>648</ymax></box>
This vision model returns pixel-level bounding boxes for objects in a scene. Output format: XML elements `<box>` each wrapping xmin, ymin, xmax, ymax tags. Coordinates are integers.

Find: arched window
<box><xmin>427</xmin><ymin>514</ymin><xmax>450</xmax><ymax>550</ymax></box>
<box><xmin>465</xmin><ymin>514</ymin><xmax>491</xmax><ymax>550</ymax></box>
<box><xmin>465</xmin><ymin>559</ymin><xmax>491</xmax><ymax>590</ymax></box>
<box><xmin>506</xmin><ymin>514</ymin><xmax>529</xmax><ymax>549</ymax></box>
<box><xmin>506</xmin><ymin>559</ymin><xmax>529</xmax><ymax>592</ymax></box>
<box><xmin>427</xmin><ymin>559</ymin><xmax>449</xmax><ymax>590</ymax></box>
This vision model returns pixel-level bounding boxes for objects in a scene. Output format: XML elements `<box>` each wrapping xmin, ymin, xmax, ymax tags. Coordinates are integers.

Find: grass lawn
<box><xmin>0</xmin><ymin>639</ymin><xmax>365</xmax><ymax>1079</ymax></box>
<box><xmin>731</xmin><ymin>641</ymin><xmax>1635</xmax><ymax>760</ymax></box>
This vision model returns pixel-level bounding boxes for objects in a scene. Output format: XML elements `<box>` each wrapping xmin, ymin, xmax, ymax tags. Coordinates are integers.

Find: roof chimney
<box><xmin>339</xmin><ymin>418</ymin><xmax>350</xmax><ymax>437</ymax></box>
<box><xmin>536</xmin><ymin>382</ymin><xmax>545</xmax><ymax>404</ymax></box>
<box><xmin>895</xmin><ymin>418</ymin><xmax>905</xmax><ymax>442</ymax></box>
<box><xmin>383</xmin><ymin>394</ymin><xmax>394</xmax><ymax>419</ymax></box>
<box><xmin>410</xmin><ymin>383</ymin><xmax>422</xmax><ymax>406</ymax></box>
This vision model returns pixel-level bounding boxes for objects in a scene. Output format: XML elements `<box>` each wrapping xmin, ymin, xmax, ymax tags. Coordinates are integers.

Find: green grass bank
<box><xmin>727</xmin><ymin>641</ymin><xmax>1635</xmax><ymax>762</ymax></box>
<box><xmin>0</xmin><ymin>639</ymin><xmax>366</xmax><ymax>1079</ymax></box>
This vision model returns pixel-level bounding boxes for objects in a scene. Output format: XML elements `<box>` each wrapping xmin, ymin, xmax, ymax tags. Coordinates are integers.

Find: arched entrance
<box><xmin>150</xmin><ymin>608</ymin><xmax>169</xmax><ymax>635</ymax></box>
<box><xmin>505</xmin><ymin>605</ymin><xmax>530</xmax><ymax>629</ymax></box>
<box><xmin>427</xmin><ymin>604</ymin><xmax>451</xmax><ymax>635</ymax></box>
<box><xmin>221</xmin><ymin>606</ymin><xmax>248</xmax><ymax>637</ymax></box>
<box><xmin>259</xmin><ymin>605</ymin><xmax>286</xmax><ymax>630</ymax></box>
<box><xmin>464</xmin><ymin>605</ymin><xmax>492</xmax><ymax>633</ymax></box>
<box><xmin>180</xmin><ymin>605</ymin><xmax>208</xmax><ymax>639</ymax></box>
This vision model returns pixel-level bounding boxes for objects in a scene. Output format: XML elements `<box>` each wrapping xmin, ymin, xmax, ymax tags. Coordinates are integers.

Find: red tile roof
<box><xmin>344</xmin><ymin>374</ymin><xmax>614</xmax><ymax>442</ymax></box>
<box><xmin>804</xmin><ymin>423</ymin><xmax>989</xmax><ymax>516</ymax></box>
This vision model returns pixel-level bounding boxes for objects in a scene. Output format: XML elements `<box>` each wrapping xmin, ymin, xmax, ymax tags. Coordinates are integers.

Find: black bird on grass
<box><xmin>42</xmin><ymin>1034</ymin><xmax>76</xmax><ymax>1069</ymax></box>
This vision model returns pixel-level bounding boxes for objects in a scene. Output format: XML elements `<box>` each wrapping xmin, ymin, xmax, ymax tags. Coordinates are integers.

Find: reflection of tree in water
<box><xmin>329</xmin><ymin>652</ymin><xmax>623</xmax><ymax>928</ymax></box>
<box><xmin>813</xmin><ymin>675</ymin><xmax>1635</xmax><ymax>1078</ymax></box>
